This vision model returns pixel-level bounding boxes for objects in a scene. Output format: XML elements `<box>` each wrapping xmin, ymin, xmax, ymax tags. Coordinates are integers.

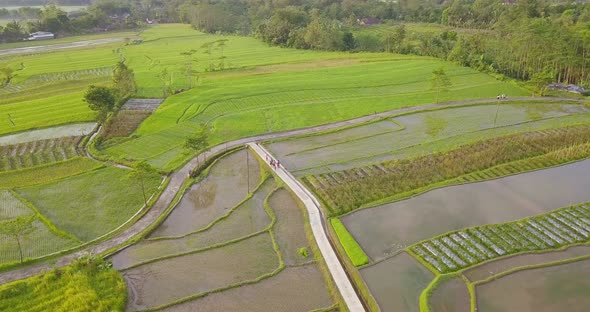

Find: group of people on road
<box><xmin>496</xmin><ymin>94</ymin><xmax>508</xmax><ymax>100</ymax></box>
<box><xmin>265</xmin><ymin>154</ymin><xmax>280</xmax><ymax>170</ymax></box>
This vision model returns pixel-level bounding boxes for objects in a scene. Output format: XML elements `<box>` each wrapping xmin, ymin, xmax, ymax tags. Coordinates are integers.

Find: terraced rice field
<box><xmin>429</xmin><ymin>277</ymin><xmax>470</xmax><ymax>312</ymax></box>
<box><xmin>360</xmin><ymin>252</ymin><xmax>433</xmax><ymax>312</ymax></box>
<box><xmin>111</xmin><ymin>149</ymin><xmax>337</xmax><ymax>311</ymax></box>
<box><xmin>16</xmin><ymin>166</ymin><xmax>162</xmax><ymax>242</ymax></box>
<box><xmin>0</xmin><ymin>190</ymin><xmax>79</xmax><ymax>264</ymax></box>
<box><xmin>0</xmin><ymin>122</ymin><xmax>96</xmax><ymax>146</ymax></box>
<box><xmin>0</xmin><ymin>136</ymin><xmax>83</xmax><ymax>171</ymax></box>
<box><xmin>269</xmin><ymin>102</ymin><xmax>590</xmax><ymax>176</ymax></box>
<box><xmin>410</xmin><ymin>202</ymin><xmax>590</xmax><ymax>274</ymax></box>
<box><xmin>341</xmin><ymin>158</ymin><xmax>590</xmax><ymax>263</ymax></box>
<box><xmin>476</xmin><ymin>258</ymin><xmax>590</xmax><ymax>312</ymax></box>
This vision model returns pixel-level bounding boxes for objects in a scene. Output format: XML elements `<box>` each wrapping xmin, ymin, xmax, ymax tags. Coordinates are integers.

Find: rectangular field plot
<box><xmin>429</xmin><ymin>277</ymin><xmax>470</xmax><ymax>312</ymax></box>
<box><xmin>360</xmin><ymin>252</ymin><xmax>433</xmax><ymax>312</ymax></box>
<box><xmin>122</xmin><ymin>233</ymin><xmax>279</xmax><ymax>311</ymax></box>
<box><xmin>111</xmin><ymin>179</ymin><xmax>275</xmax><ymax>270</ymax></box>
<box><xmin>269</xmin><ymin>188</ymin><xmax>314</xmax><ymax>266</ymax></box>
<box><xmin>410</xmin><ymin>202</ymin><xmax>590</xmax><ymax>274</ymax></box>
<box><xmin>16</xmin><ymin>166</ymin><xmax>161</xmax><ymax>242</ymax></box>
<box><xmin>0</xmin><ymin>122</ymin><xmax>95</xmax><ymax>146</ymax></box>
<box><xmin>0</xmin><ymin>190</ymin><xmax>32</xmax><ymax>221</ymax></box>
<box><xmin>476</xmin><ymin>258</ymin><xmax>590</xmax><ymax>312</ymax></box>
<box><xmin>0</xmin><ymin>136</ymin><xmax>83</xmax><ymax>172</ymax></box>
<box><xmin>341</xmin><ymin>158</ymin><xmax>590</xmax><ymax>262</ymax></box>
<box><xmin>465</xmin><ymin>244</ymin><xmax>590</xmax><ymax>282</ymax></box>
<box><xmin>159</xmin><ymin>264</ymin><xmax>334</xmax><ymax>312</ymax></box>
<box><xmin>0</xmin><ymin>218</ymin><xmax>79</xmax><ymax>264</ymax></box>
<box><xmin>149</xmin><ymin>149</ymin><xmax>261</xmax><ymax>238</ymax></box>
<box><xmin>267</xmin><ymin>103</ymin><xmax>590</xmax><ymax>176</ymax></box>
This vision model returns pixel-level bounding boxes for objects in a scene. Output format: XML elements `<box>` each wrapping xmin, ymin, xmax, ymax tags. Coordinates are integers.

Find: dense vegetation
<box><xmin>0</xmin><ymin>255</ymin><xmax>126</xmax><ymax>312</ymax></box>
<box><xmin>308</xmin><ymin>123</ymin><xmax>590</xmax><ymax>214</ymax></box>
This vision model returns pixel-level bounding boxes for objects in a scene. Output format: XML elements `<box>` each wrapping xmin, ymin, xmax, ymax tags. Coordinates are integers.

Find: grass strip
<box><xmin>418</xmin><ymin>272</ymin><xmax>462</xmax><ymax>312</ymax></box>
<box><xmin>330</xmin><ymin>218</ymin><xmax>369</xmax><ymax>267</ymax></box>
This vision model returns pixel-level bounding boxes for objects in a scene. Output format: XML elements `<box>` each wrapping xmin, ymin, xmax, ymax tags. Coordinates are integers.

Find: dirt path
<box><xmin>0</xmin><ymin>38</ymin><xmax>129</xmax><ymax>57</ymax></box>
<box><xmin>0</xmin><ymin>96</ymin><xmax>585</xmax><ymax>286</ymax></box>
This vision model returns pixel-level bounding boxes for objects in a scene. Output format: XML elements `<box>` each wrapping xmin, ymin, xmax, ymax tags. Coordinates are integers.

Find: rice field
<box><xmin>360</xmin><ymin>252</ymin><xmax>433</xmax><ymax>312</ymax></box>
<box><xmin>0</xmin><ymin>122</ymin><xmax>96</xmax><ymax>146</ymax></box>
<box><xmin>410</xmin><ymin>202</ymin><xmax>590</xmax><ymax>274</ymax></box>
<box><xmin>0</xmin><ymin>190</ymin><xmax>79</xmax><ymax>264</ymax></box>
<box><xmin>341</xmin><ymin>158</ymin><xmax>590</xmax><ymax>263</ymax></box>
<box><xmin>16</xmin><ymin>166</ymin><xmax>162</xmax><ymax>242</ymax></box>
<box><xmin>0</xmin><ymin>136</ymin><xmax>83</xmax><ymax>171</ymax></box>
<box><xmin>476</xmin><ymin>258</ymin><xmax>590</xmax><ymax>312</ymax></box>
<box><xmin>305</xmin><ymin>122</ymin><xmax>590</xmax><ymax>215</ymax></box>
<box><xmin>110</xmin><ymin>148</ymin><xmax>338</xmax><ymax>310</ymax></box>
<box><xmin>269</xmin><ymin>102</ymin><xmax>590</xmax><ymax>176</ymax></box>
<box><xmin>428</xmin><ymin>277</ymin><xmax>470</xmax><ymax>312</ymax></box>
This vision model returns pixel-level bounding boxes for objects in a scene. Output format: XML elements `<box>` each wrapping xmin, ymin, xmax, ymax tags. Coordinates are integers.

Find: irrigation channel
<box><xmin>0</xmin><ymin>97</ymin><xmax>587</xmax><ymax>307</ymax></box>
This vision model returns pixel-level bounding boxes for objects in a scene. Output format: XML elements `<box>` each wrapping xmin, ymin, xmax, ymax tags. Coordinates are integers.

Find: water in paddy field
<box><xmin>476</xmin><ymin>258</ymin><xmax>590</xmax><ymax>312</ymax></box>
<box><xmin>149</xmin><ymin>149</ymin><xmax>260</xmax><ymax>238</ymax></box>
<box><xmin>123</xmin><ymin>233</ymin><xmax>279</xmax><ymax>311</ymax></box>
<box><xmin>343</xmin><ymin>158</ymin><xmax>590</xmax><ymax>262</ymax></box>
<box><xmin>360</xmin><ymin>252</ymin><xmax>433</xmax><ymax>312</ymax></box>
<box><xmin>267</xmin><ymin>103</ymin><xmax>590</xmax><ymax>176</ymax></box>
<box><xmin>158</xmin><ymin>265</ymin><xmax>334</xmax><ymax>312</ymax></box>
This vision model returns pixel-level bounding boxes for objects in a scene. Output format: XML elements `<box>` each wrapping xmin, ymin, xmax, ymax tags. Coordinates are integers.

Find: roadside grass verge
<box><xmin>330</xmin><ymin>218</ymin><xmax>369</xmax><ymax>267</ymax></box>
<box><xmin>0</xmin><ymin>255</ymin><xmax>126</xmax><ymax>312</ymax></box>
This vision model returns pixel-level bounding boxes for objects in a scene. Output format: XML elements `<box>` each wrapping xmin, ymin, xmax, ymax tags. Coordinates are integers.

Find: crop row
<box><xmin>0</xmin><ymin>68</ymin><xmax>112</xmax><ymax>95</ymax></box>
<box><xmin>410</xmin><ymin>203</ymin><xmax>590</xmax><ymax>274</ymax></box>
<box><xmin>0</xmin><ymin>136</ymin><xmax>82</xmax><ymax>172</ymax></box>
<box><xmin>304</xmin><ymin>124</ymin><xmax>590</xmax><ymax>215</ymax></box>
<box><xmin>0</xmin><ymin>191</ymin><xmax>34</xmax><ymax>221</ymax></box>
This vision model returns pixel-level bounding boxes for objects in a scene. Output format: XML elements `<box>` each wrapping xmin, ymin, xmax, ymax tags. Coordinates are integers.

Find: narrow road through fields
<box><xmin>0</xmin><ymin>96</ymin><xmax>585</xmax><ymax>286</ymax></box>
<box><xmin>249</xmin><ymin>143</ymin><xmax>365</xmax><ymax>312</ymax></box>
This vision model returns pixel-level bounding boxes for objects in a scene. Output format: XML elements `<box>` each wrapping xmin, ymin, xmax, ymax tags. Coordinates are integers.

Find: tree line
<box><xmin>142</xmin><ymin>0</ymin><xmax>590</xmax><ymax>89</ymax></box>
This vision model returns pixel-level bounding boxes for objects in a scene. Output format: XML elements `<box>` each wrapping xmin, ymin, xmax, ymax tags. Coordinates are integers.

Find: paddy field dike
<box><xmin>0</xmin><ymin>22</ymin><xmax>589</xmax><ymax>312</ymax></box>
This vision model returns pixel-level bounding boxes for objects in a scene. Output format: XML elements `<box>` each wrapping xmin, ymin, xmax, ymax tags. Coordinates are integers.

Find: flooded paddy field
<box><xmin>342</xmin><ymin>158</ymin><xmax>590</xmax><ymax>262</ymax></box>
<box><xmin>360</xmin><ymin>252</ymin><xmax>433</xmax><ymax>312</ymax></box>
<box><xmin>111</xmin><ymin>179</ymin><xmax>275</xmax><ymax>270</ymax></box>
<box><xmin>123</xmin><ymin>233</ymin><xmax>279</xmax><ymax>311</ymax></box>
<box><xmin>465</xmin><ymin>244</ymin><xmax>590</xmax><ymax>282</ymax></box>
<box><xmin>267</xmin><ymin>103</ymin><xmax>590</xmax><ymax>176</ymax></box>
<box><xmin>110</xmin><ymin>148</ymin><xmax>337</xmax><ymax>311</ymax></box>
<box><xmin>476</xmin><ymin>258</ymin><xmax>590</xmax><ymax>312</ymax></box>
<box><xmin>159</xmin><ymin>264</ymin><xmax>333</xmax><ymax>312</ymax></box>
<box><xmin>149</xmin><ymin>149</ymin><xmax>260</xmax><ymax>238</ymax></box>
<box><xmin>429</xmin><ymin>277</ymin><xmax>470</xmax><ymax>312</ymax></box>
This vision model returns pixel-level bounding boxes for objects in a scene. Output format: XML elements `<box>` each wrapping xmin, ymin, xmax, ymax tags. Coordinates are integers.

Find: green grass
<box><xmin>1</xmin><ymin>24</ymin><xmax>526</xmax><ymax>168</ymax></box>
<box><xmin>102</xmin><ymin>53</ymin><xmax>526</xmax><ymax>170</ymax></box>
<box><xmin>0</xmin><ymin>255</ymin><xmax>126</xmax><ymax>312</ymax></box>
<box><xmin>0</xmin><ymin>157</ymin><xmax>104</xmax><ymax>189</ymax></box>
<box><xmin>16</xmin><ymin>166</ymin><xmax>161</xmax><ymax>242</ymax></box>
<box><xmin>330</xmin><ymin>218</ymin><xmax>369</xmax><ymax>266</ymax></box>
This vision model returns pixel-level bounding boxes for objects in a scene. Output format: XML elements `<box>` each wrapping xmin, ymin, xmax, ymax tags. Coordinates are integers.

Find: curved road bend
<box><xmin>248</xmin><ymin>143</ymin><xmax>365</xmax><ymax>311</ymax></box>
<box><xmin>0</xmin><ymin>96</ymin><xmax>582</xmax><ymax>285</ymax></box>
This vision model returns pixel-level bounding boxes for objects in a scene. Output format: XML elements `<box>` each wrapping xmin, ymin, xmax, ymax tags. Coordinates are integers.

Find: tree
<box><xmin>185</xmin><ymin>123</ymin><xmax>210</xmax><ymax>167</ymax></box>
<box><xmin>83</xmin><ymin>85</ymin><xmax>117</xmax><ymax>121</ymax></box>
<box><xmin>530</xmin><ymin>68</ymin><xmax>554</xmax><ymax>96</ymax></box>
<box><xmin>180</xmin><ymin>49</ymin><xmax>198</xmax><ymax>88</ymax></box>
<box><xmin>112</xmin><ymin>60</ymin><xmax>137</xmax><ymax>99</ymax></box>
<box><xmin>0</xmin><ymin>215</ymin><xmax>36</xmax><ymax>263</ymax></box>
<box><xmin>430</xmin><ymin>67</ymin><xmax>452</xmax><ymax>104</ymax></box>
<box><xmin>127</xmin><ymin>161</ymin><xmax>158</xmax><ymax>207</ymax></box>
<box><xmin>0</xmin><ymin>65</ymin><xmax>14</xmax><ymax>87</ymax></box>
